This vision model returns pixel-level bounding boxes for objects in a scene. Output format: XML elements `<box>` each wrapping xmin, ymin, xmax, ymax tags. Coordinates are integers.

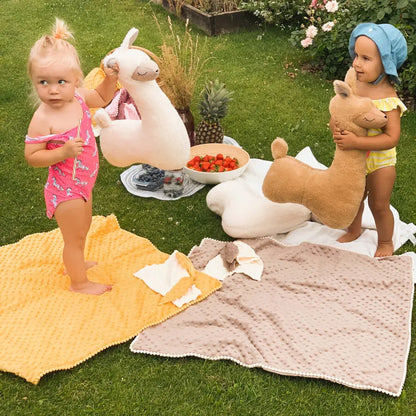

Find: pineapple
<box><xmin>195</xmin><ymin>79</ymin><xmax>233</xmax><ymax>144</ymax></box>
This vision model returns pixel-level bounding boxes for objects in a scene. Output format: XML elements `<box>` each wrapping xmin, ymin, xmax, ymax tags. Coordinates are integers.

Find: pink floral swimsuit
<box><xmin>25</xmin><ymin>93</ymin><xmax>99</xmax><ymax>218</ymax></box>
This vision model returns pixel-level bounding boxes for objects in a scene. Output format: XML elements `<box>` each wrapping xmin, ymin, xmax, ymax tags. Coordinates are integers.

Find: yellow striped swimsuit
<box><xmin>366</xmin><ymin>97</ymin><xmax>407</xmax><ymax>175</ymax></box>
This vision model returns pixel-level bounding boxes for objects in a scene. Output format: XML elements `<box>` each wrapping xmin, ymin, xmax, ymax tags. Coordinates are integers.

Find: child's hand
<box><xmin>103</xmin><ymin>61</ymin><xmax>119</xmax><ymax>79</ymax></box>
<box><xmin>333</xmin><ymin>128</ymin><xmax>358</xmax><ymax>150</ymax></box>
<box><xmin>63</xmin><ymin>137</ymin><xmax>83</xmax><ymax>158</ymax></box>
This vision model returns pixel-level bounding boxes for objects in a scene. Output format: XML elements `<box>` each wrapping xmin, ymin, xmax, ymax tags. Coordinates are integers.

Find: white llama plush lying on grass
<box><xmin>94</xmin><ymin>28</ymin><xmax>190</xmax><ymax>170</ymax></box>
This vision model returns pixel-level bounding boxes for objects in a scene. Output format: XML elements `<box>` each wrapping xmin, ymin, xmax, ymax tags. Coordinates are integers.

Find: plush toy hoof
<box><xmin>271</xmin><ymin>137</ymin><xmax>289</xmax><ymax>159</ymax></box>
<box><xmin>94</xmin><ymin>108</ymin><xmax>112</xmax><ymax>129</ymax></box>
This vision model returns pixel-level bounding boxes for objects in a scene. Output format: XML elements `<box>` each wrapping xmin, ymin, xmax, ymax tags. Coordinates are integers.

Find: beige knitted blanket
<box><xmin>131</xmin><ymin>238</ymin><xmax>414</xmax><ymax>396</ymax></box>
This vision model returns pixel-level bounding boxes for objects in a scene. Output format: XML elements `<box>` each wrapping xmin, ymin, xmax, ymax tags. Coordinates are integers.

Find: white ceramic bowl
<box><xmin>183</xmin><ymin>143</ymin><xmax>250</xmax><ymax>184</ymax></box>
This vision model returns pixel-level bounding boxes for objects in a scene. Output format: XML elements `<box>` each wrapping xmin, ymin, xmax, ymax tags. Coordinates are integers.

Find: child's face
<box><xmin>352</xmin><ymin>36</ymin><xmax>384</xmax><ymax>83</ymax></box>
<box><xmin>31</xmin><ymin>58</ymin><xmax>79</xmax><ymax>109</ymax></box>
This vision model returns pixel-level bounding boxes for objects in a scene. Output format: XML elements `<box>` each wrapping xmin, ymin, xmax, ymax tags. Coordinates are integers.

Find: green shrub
<box><xmin>183</xmin><ymin>0</ymin><xmax>241</xmax><ymax>13</ymax></box>
<box><xmin>240</xmin><ymin>0</ymin><xmax>306</xmax><ymax>29</ymax></box>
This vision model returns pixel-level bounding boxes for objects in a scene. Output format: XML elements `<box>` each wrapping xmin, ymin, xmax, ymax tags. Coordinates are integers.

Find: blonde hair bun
<box><xmin>52</xmin><ymin>18</ymin><xmax>74</xmax><ymax>41</ymax></box>
<box><xmin>27</xmin><ymin>17</ymin><xmax>83</xmax><ymax>86</ymax></box>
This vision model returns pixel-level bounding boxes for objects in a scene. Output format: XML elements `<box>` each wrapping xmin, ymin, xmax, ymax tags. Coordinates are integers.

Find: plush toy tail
<box><xmin>271</xmin><ymin>137</ymin><xmax>289</xmax><ymax>159</ymax></box>
<box><xmin>94</xmin><ymin>108</ymin><xmax>112</xmax><ymax>129</ymax></box>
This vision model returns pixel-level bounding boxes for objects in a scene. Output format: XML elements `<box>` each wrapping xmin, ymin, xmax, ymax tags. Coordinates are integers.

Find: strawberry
<box><xmin>201</xmin><ymin>161</ymin><xmax>211</xmax><ymax>171</ymax></box>
<box><xmin>187</xmin><ymin>153</ymin><xmax>240</xmax><ymax>172</ymax></box>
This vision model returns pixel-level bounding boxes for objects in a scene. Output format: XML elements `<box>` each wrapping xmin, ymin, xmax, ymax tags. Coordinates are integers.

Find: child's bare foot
<box><xmin>337</xmin><ymin>231</ymin><xmax>361</xmax><ymax>243</ymax></box>
<box><xmin>374</xmin><ymin>241</ymin><xmax>394</xmax><ymax>257</ymax></box>
<box><xmin>70</xmin><ymin>281</ymin><xmax>112</xmax><ymax>295</ymax></box>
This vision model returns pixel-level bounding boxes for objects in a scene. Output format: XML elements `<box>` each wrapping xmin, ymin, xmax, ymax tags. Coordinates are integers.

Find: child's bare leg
<box><xmin>337</xmin><ymin>199</ymin><xmax>365</xmax><ymax>243</ymax></box>
<box><xmin>55</xmin><ymin>198</ymin><xmax>112</xmax><ymax>295</ymax></box>
<box><xmin>85</xmin><ymin>260</ymin><xmax>98</xmax><ymax>270</ymax></box>
<box><xmin>63</xmin><ymin>260</ymin><xmax>97</xmax><ymax>275</ymax></box>
<box><xmin>367</xmin><ymin>166</ymin><xmax>396</xmax><ymax>257</ymax></box>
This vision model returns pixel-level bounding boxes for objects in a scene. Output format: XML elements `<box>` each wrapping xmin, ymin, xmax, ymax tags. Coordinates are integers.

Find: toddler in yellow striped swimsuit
<box><xmin>332</xmin><ymin>23</ymin><xmax>407</xmax><ymax>257</ymax></box>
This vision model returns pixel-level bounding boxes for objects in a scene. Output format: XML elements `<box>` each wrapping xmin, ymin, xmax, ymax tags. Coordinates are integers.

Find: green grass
<box><xmin>1</xmin><ymin>1</ymin><xmax>416</xmax><ymax>415</ymax></box>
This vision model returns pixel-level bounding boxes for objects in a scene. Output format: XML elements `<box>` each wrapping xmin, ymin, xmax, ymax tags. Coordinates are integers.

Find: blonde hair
<box><xmin>28</xmin><ymin>18</ymin><xmax>83</xmax><ymax>84</ymax></box>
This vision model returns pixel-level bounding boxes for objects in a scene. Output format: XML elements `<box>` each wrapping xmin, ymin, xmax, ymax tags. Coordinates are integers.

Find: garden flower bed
<box><xmin>161</xmin><ymin>0</ymin><xmax>255</xmax><ymax>36</ymax></box>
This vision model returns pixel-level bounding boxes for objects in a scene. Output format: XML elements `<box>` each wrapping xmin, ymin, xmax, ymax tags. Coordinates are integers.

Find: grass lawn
<box><xmin>1</xmin><ymin>0</ymin><xmax>416</xmax><ymax>414</ymax></box>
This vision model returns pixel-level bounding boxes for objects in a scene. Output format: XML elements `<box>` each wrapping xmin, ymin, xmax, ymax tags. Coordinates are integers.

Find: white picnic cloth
<box><xmin>270</xmin><ymin>147</ymin><xmax>416</xmax><ymax>276</ymax></box>
<box><xmin>274</xmin><ymin>198</ymin><xmax>416</xmax><ymax>252</ymax></box>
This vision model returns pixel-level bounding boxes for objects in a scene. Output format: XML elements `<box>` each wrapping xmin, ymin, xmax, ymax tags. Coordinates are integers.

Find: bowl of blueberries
<box><xmin>131</xmin><ymin>164</ymin><xmax>185</xmax><ymax>198</ymax></box>
<box><xmin>131</xmin><ymin>165</ymin><xmax>165</xmax><ymax>192</ymax></box>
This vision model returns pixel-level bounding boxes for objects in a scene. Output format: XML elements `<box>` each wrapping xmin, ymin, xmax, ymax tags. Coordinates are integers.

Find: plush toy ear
<box><xmin>121</xmin><ymin>27</ymin><xmax>139</xmax><ymax>49</ymax></box>
<box><xmin>344</xmin><ymin>67</ymin><xmax>357</xmax><ymax>94</ymax></box>
<box><xmin>333</xmin><ymin>80</ymin><xmax>352</xmax><ymax>98</ymax></box>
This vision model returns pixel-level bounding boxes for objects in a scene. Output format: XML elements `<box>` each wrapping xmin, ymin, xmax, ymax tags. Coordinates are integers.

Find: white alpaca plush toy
<box><xmin>94</xmin><ymin>28</ymin><xmax>190</xmax><ymax>170</ymax></box>
<box><xmin>207</xmin><ymin>158</ymin><xmax>311</xmax><ymax>238</ymax></box>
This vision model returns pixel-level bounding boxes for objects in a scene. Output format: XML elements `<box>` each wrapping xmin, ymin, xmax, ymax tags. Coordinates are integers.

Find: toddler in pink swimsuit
<box><xmin>25</xmin><ymin>18</ymin><xmax>118</xmax><ymax>295</ymax></box>
<box><xmin>26</xmin><ymin>93</ymin><xmax>98</xmax><ymax>219</ymax></box>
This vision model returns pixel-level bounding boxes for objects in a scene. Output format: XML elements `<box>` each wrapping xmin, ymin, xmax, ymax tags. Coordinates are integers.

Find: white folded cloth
<box><xmin>203</xmin><ymin>241</ymin><xmax>263</xmax><ymax>281</ymax></box>
<box><xmin>172</xmin><ymin>285</ymin><xmax>202</xmax><ymax>308</ymax></box>
<box><xmin>134</xmin><ymin>251</ymin><xmax>201</xmax><ymax>305</ymax></box>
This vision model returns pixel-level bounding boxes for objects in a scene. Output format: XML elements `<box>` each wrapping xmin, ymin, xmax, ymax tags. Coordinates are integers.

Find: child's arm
<box><xmin>79</xmin><ymin>65</ymin><xmax>119</xmax><ymax>109</ymax></box>
<box><xmin>333</xmin><ymin>107</ymin><xmax>401</xmax><ymax>151</ymax></box>
<box><xmin>25</xmin><ymin>114</ymin><xmax>83</xmax><ymax>168</ymax></box>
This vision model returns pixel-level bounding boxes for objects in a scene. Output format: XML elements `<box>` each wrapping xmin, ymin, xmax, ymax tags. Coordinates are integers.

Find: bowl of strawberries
<box><xmin>183</xmin><ymin>143</ymin><xmax>250</xmax><ymax>184</ymax></box>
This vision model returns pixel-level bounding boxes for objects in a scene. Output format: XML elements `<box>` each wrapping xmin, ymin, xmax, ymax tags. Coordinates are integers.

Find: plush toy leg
<box><xmin>94</xmin><ymin>109</ymin><xmax>112</xmax><ymax>129</ymax></box>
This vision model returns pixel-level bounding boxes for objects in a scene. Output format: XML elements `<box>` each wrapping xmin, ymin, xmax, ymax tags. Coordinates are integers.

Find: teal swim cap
<box><xmin>349</xmin><ymin>23</ymin><xmax>407</xmax><ymax>84</ymax></box>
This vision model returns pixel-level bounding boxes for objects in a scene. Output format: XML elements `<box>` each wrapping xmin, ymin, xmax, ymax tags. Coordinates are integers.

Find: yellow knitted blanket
<box><xmin>0</xmin><ymin>215</ymin><xmax>221</xmax><ymax>384</ymax></box>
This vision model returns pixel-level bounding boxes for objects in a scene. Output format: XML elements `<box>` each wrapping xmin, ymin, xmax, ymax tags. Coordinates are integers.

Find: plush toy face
<box><xmin>103</xmin><ymin>29</ymin><xmax>160</xmax><ymax>84</ymax></box>
<box><xmin>329</xmin><ymin>80</ymin><xmax>387</xmax><ymax>132</ymax></box>
<box><xmin>94</xmin><ymin>28</ymin><xmax>190</xmax><ymax>170</ymax></box>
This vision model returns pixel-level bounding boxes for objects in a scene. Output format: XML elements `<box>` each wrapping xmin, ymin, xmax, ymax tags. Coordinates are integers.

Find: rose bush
<box><xmin>299</xmin><ymin>1</ymin><xmax>340</xmax><ymax>47</ymax></box>
<box><xmin>292</xmin><ymin>0</ymin><xmax>416</xmax><ymax>103</ymax></box>
<box><xmin>289</xmin><ymin>0</ymin><xmax>351</xmax><ymax>78</ymax></box>
<box><xmin>242</xmin><ymin>0</ymin><xmax>416</xmax><ymax>103</ymax></box>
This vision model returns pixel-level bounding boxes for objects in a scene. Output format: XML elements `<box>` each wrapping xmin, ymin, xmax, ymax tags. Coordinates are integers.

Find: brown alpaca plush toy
<box><xmin>262</xmin><ymin>69</ymin><xmax>388</xmax><ymax>229</ymax></box>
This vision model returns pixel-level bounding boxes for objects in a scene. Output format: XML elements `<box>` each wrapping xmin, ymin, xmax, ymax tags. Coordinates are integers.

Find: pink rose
<box><xmin>301</xmin><ymin>37</ymin><xmax>313</xmax><ymax>48</ymax></box>
<box><xmin>310</xmin><ymin>0</ymin><xmax>318</xmax><ymax>7</ymax></box>
<box><xmin>322</xmin><ymin>21</ymin><xmax>335</xmax><ymax>32</ymax></box>
<box><xmin>305</xmin><ymin>25</ymin><xmax>318</xmax><ymax>39</ymax></box>
<box><xmin>325</xmin><ymin>0</ymin><xmax>339</xmax><ymax>12</ymax></box>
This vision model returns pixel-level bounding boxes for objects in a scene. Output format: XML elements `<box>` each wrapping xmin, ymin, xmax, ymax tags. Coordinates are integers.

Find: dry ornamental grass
<box><xmin>155</xmin><ymin>15</ymin><xmax>210</xmax><ymax>109</ymax></box>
